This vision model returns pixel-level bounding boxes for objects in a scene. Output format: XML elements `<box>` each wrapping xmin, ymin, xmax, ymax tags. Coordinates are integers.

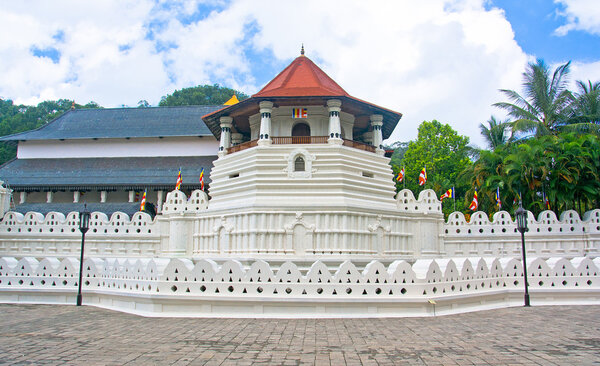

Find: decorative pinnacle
<box><xmin>300</xmin><ymin>44</ymin><xmax>304</xmax><ymax>56</ymax></box>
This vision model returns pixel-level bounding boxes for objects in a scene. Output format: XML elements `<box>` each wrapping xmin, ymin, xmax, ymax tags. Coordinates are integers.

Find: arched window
<box><xmin>292</xmin><ymin>123</ymin><xmax>310</xmax><ymax>137</ymax></box>
<box><xmin>294</xmin><ymin>156</ymin><xmax>305</xmax><ymax>171</ymax></box>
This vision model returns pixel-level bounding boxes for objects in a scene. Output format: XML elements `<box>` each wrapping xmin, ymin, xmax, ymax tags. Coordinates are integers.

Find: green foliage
<box><xmin>383</xmin><ymin>141</ymin><xmax>408</xmax><ymax>168</ymax></box>
<box><xmin>462</xmin><ymin>133</ymin><xmax>600</xmax><ymax>218</ymax></box>
<box><xmin>393</xmin><ymin>120</ymin><xmax>473</xmax><ymax>217</ymax></box>
<box><xmin>494</xmin><ymin>59</ymin><xmax>573</xmax><ymax>136</ymax></box>
<box><xmin>159</xmin><ymin>84</ymin><xmax>249</xmax><ymax>106</ymax></box>
<box><xmin>479</xmin><ymin>116</ymin><xmax>512</xmax><ymax>150</ymax></box>
<box><xmin>0</xmin><ymin>98</ymin><xmax>101</xmax><ymax>165</ymax></box>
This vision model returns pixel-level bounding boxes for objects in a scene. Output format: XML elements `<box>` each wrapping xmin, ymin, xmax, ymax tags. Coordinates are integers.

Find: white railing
<box><xmin>1</xmin><ymin>256</ymin><xmax>598</xmax><ymax>317</ymax></box>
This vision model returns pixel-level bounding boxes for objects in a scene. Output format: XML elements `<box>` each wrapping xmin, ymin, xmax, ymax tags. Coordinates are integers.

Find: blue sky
<box><xmin>0</xmin><ymin>0</ymin><xmax>598</xmax><ymax>147</ymax></box>
<box><xmin>492</xmin><ymin>0</ymin><xmax>599</xmax><ymax>64</ymax></box>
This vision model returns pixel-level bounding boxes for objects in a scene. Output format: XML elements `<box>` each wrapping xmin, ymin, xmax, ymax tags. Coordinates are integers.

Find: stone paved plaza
<box><xmin>0</xmin><ymin>304</ymin><xmax>599</xmax><ymax>365</ymax></box>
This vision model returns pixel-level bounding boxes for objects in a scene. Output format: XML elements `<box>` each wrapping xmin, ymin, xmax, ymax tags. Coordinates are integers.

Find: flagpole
<box><xmin>403</xmin><ymin>166</ymin><xmax>406</xmax><ymax>189</ymax></box>
<box><xmin>453</xmin><ymin>186</ymin><xmax>456</xmax><ymax>212</ymax></box>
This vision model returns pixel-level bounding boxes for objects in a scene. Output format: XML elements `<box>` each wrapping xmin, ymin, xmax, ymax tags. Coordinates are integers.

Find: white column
<box><xmin>46</xmin><ymin>191</ymin><xmax>54</xmax><ymax>203</ymax></box>
<box><xmin>128</xmin><ymin>190</ymin><xmax>135</xmax><ymax>203</ymax></box>
<box><xmin>157</xmin><ymin>190</ymin><xmax>164</xmax><ymax>213</ymax></box>
<box><xmin>100</xmin><ymin>190</ymin><xmax>107</xmax><ymax>203</ymax></box>
<box><xmin>73</xmin><ymin>191</ymin><xmax>81</xmax><ymax>203</ymax></box>
<box><xmin>327</xmin><ymin>99</ymin><xmax>343</xmax><ymax>145</ymax></box>
<box><xmin>370</xmin><ymin>114</ymin><xmax>384</xmax><ymax>155</ymax></box>
<box><xmin>19</xmin><ymin>192</ymin><xmax>26</xmax><ymax>204</ymax></box>
<box><xmin>258</xmin><ymin>101</ymin><xmax>273</xmax><ymax>146</ymax></box>
<box><xmin>218</xmin><ymin>116</ymin><xmax>233</xmax><ymax>158</ymax></box>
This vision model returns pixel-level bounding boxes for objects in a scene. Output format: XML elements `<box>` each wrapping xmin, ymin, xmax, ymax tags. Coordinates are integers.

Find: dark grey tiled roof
<box><xmin>0</xmin><ymin>106</ymin><xmax>222</xmax><ymax>141</ymax></box>
<box><xmin>11</xmin><ymin>202</ymin><xmax>155</xmax><ymax>219</ymax></box>
<box><xmin>0</xmin><ymin>156</ymin><xmax>215</xmax><ymax>191</ymax></box>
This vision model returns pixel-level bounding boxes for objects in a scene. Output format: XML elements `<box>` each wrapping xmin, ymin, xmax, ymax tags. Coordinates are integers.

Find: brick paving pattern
<box><xmin>0</xmin><ymin>304</ymin><xmax>599</xmax><ymax>365</ymax></box>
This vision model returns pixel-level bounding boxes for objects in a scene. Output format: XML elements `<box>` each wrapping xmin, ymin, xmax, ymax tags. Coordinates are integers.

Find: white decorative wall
<box><xmin>0</xmin><ymin>189</ymin><xmax>598</xmax><ymax>260</ymax></box>
<box><xmin>1</xmin><ymin>256</ymin><xmax>598</xmax><ymax>317</ymax></box>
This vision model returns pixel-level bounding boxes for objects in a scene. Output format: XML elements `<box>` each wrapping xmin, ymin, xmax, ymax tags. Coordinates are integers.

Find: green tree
<box><xmin>564</xmin><ymin>80</ymin><xmax>600</xmax><ymax>135</ymax></box>
<box><xmin>0</xmin><ymin>99</ymin><xmax>102</xmax><ymax>165</ymax></box>
<box><xmin>159</xmin><ymin>84</ymin><xmax>249</xmax><ymax>106</ymax></box>
<box><xmin>137</xmin><ymin>100</ymin><xmax>151</xmax><ymax>108</ymax></box>
<box><xmin>384</xmin><ymin>141</ymin><xmax>409</xmax><ymax>169</ymax></box>
<box><xmin>399</xmin><ymin>120</ymin><xmax>473</xmax><ymax>217</ymax></box>
<box><xmin>494</xmin><ymin>59</ymin><xmax>573</xmax><ymax>137</ymax></box>
<box><xmin>479</xmin><ymin>115</ymin><xmax>512</xmax><ymax>149</ymax></box>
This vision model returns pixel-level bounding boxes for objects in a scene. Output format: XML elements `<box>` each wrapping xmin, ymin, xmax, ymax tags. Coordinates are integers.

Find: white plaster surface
<box><xmin>17</xmin><ymin>137</ymin><xmax>218</xmax><ymax>159</ymax></box>
<box><xmin>0</xmin><ymin>255</ymin><xmax>598</xmax><ymax>318</ymax></box>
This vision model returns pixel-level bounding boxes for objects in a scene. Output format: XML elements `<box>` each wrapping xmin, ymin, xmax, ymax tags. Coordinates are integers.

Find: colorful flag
<box><xmin>543</xmin><ymin>191</ymin><xmax>550</xmax><ymax>210</ymax></box>
<box><xmin>496</xmin><ymin>187</ymin><xmax>502</xmax><ymax>209</ymax></box>
<box><xmin>395</xmin><ymin>167</ymin><xmax>405</xmax><ymax>183</ymax></box>
<box><xmin>513</xmin><ymin>191</ymin><xmax>522</xmax><ymax>205</ymax></box>
<box><xmin>292</xmin><ymin>108</ymin><xmax>307</xmax><ymax>118</ymax></box>
<box><xmin>440</xmin><ymin>188</ymin><xmax>454</xmax><ymax>201</ymax></box>
<box><xmin>135</xmin><ymin>191</ymin><xmax>140</xmax><ymax>202</ymax></box>
<box><xmin>418</xmin><ymin>166</ymin><xmax>427</xmax><ymax>186</ymax></box>
<box><xmin>176</xmin><ymin>169</ymin><xmax>182</xmax><ymax>190</ymax></box>
<box><xmin>199</xmin><ymin>168</ymin><xmax>205</xmax><ymax>191</ymax></box>
<box><xmin>139</xmin><ymin>189</ymin><xmax>147</xmax><ymax>211</ymax></box>
<box><xmin>469</xmin><ymin>189</ymin><xmax>479</xmax><ymax>211</ymax></box>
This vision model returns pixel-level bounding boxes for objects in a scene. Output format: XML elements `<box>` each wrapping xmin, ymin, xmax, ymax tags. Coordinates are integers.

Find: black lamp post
<box><xmin>77</xmin><ymin>203</ymin><xmax>90</xmax><ymax>306</ymax></box>
<box><xmin>515</xmin><ymin>201</ymin><xmax>531</xmax><ymax>307</ymax></box>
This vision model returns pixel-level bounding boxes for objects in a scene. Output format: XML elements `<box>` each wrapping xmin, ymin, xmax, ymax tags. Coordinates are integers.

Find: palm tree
<box><xmin>503</xmin><ymin>139</ymin><xmax>550</xmax><ymax>209</ymax></box>
<box><xmin>494</xmin><ymin>59</ymin><xmax>573</xmax><ymax>137</ymax></box>
<box><xmin>564</xmin><ymin>80</ymin><xmax>600</xmax><ymax>135</ymax></box>
<box><xmin>479</xmin><ymin>115</ymin><xmax>512</xmax><ymax>150</ymax></box>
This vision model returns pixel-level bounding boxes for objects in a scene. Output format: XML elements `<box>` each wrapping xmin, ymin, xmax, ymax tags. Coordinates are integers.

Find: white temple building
<box><xmin>0</xmin><ymin>49</ymin><xmax>598</xmax><ymax>317</ymax></box>
<box><xmin>0</xmin><ymin>105</ymin><xmax>222</xmax><ymax>217</ymax></box>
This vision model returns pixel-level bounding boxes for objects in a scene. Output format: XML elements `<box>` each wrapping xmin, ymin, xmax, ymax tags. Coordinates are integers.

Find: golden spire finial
<box><xmin>300</xmin><ymin>44</ymin><xmax>304</xmax><ymax>56</ymax></box>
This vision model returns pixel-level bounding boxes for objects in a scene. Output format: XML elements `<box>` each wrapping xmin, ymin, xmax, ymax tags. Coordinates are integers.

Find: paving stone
<box><xmin>0</xmin><ymin>304</ymin><xmax>599</xmax><ymax>365</ymax></box>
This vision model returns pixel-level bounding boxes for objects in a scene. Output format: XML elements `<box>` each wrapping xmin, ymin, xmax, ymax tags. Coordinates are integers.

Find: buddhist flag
<box><xmin>292</xmin><ymin>108</ymin><xmax>307</xmax><ymax>118</ymax></box>
<box><xmin>199</xmin><ymin>168</ymin><xmax>205</xmax><ymax>191</ymax></box>
<box><xmin>543</xmin><ymin>191</ymin><xmax>550</xmax><ymax>210</ymax></box>
<box><xmin>496</xmin><ymin>187</ymin><xmax>502</xmax><ymax>209</ymax></box>
<box><xmin>176</xmin><ymin>168</ymin><xmax>182</xmax><ymax>190</ymax></box>
<box><xmin>395</xmin><ymin>167</ymin><xmax>405</xmax><ymax>183</ymax></box>
<box><xmin>469</xmin><ymin>189</ymin><xmax>479</xmax><ymax>211</ymax></box>
<box><xmin>139</xmin><ymin>189</ymin><xmax>147</xmax><ymax>211</ymax></box>
<box><xmin>440</xmin><ymin>187</ymin><xmax>454</xmax><ymax>201</ymax></box>
<box><xmin>418</xmin><ymin>166</ymin><xmax>427</xmax><ymax>186</ymax></box>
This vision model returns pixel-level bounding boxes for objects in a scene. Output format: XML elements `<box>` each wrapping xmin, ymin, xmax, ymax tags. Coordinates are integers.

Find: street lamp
<box><xmin>515</xmin><ymin>201</ymin><xmax>531</xmax><ymax>307</ymax></box>
<box><xmin>77</xmin><ymin>203</ymin><xmax>90</xmax><ymax>306</ymax></box>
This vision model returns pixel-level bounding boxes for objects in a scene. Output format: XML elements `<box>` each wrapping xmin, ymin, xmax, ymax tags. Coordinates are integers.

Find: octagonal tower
<box><xmin>203</xmin><ymin>51</ymin><xmax>403</xmax><ymax>214</ymax></box>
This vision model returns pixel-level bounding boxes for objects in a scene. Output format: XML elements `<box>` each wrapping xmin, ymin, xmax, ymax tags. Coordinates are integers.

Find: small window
<box><xmin>229</xmin><ymin>173</ymin><xmax>239</xmax><ymax>179</ymax></box>
<box><xmin>362</xmin><ymin>171</ymin><xmax>374</xmax><ymax>178</ymax></box>
<box><xmin>294</xmin><ymin>156</ymin><xmax>305</xmax><ymax>172</ymax></box>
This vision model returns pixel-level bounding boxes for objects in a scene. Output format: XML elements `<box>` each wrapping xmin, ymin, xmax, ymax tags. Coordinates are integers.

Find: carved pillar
<box><xmin>46</xmin><ymin>191</ymin><xmax>54</xmax><ymax>203</ymax></box>
<box><xmin>19</xmin><ymin>191</ymin><xmax>26</xmax><ymax>204</ymax></box>
<box><xmin>73</xmin><ymin>191</ymin><xmax>81</xmax><ymax>203</ymax></box>
<box><xmin>218</xmin><ymin>116</ymin><xmax>233</xmax><ymax>158</ymax></box>
<box><xmin>370</xmin><ymin>114</ymin><xmax>384</xmax><ymax>155</ymax></box>
<box><xmin>327</xmin><ymin>99</ymin><xmax>343</xmax><ymax>145</ymax></box>
<box><xmin>128</xmin><ymin>190</ymin><xmax>135</xmax><ymax>203</ymax></box>
<box><xmin>100</xmin><ymin>190</ymin><xmax>107</xmax><ymax>203</ymax></box>
<box><xmin>258</xmin><ymin>101</ymin><xmax>273</xmax><ymax>146</ymax></box>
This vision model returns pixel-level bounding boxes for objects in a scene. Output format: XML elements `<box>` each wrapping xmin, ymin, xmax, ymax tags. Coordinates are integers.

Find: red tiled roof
<box><xmin>253</xmin><ymin>55</ymin><xmax>349</xmax><ymax>98</ymax></box>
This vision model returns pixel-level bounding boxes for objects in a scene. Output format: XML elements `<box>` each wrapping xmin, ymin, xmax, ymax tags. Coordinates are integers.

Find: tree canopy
<box><xmin>0</xmin><ymin>99</ymin><xmax>101</xmax><ymax>164</ymax></box>
<box><xmin>159</xmin><ymin>84</ymin><xmax>249</xmax><ymax>106</ymax></box>
<box><xmin>392</xmin><ymin>120</ymin><xmax>474</xmax><ymax>217</ymax></box>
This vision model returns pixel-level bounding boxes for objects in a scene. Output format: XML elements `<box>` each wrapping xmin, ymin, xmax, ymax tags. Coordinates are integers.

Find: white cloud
<box><xmin>0</xmin><ymin>0</ymin><xmax>597</xmax><ymax>147</ymax></box>
<box><xmin>554</xmin><ymin>0</ymin><xmax>600</xmax><ymax>36</ymax></box>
